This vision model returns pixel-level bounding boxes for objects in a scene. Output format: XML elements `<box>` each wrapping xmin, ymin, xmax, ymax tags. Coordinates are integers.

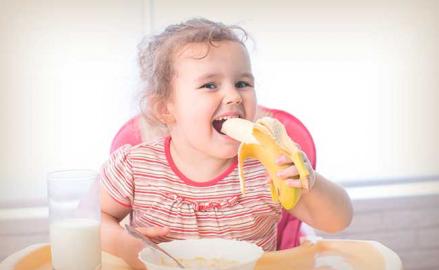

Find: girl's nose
<box><xmin>224</xmin><ymin>87</ymin><xmax>243</xmax><ymax>105</ymax></box>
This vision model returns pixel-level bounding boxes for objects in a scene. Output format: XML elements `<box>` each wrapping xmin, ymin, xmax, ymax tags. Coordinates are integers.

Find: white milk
<box><xmin>50</xmin><ymin>218</ymin><xmax>101</xmax><ymax>270</ymax></box>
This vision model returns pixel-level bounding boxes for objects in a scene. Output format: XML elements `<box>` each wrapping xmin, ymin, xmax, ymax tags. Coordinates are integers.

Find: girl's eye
<box><xmin>235</xmin><ymin>81</ymin><xmax>252</xmax><ymax>88</ymax></box>
<box><xmin>200</xmin><ymin>82</ymin><xmax>217</xmax><ymax>90</ymax></box>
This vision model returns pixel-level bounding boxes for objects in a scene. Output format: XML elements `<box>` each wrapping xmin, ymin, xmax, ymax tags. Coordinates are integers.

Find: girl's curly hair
<box><xmin>138</xmin><ymin>18</ymin><xmax>248</xmax><ymax>128</ymax></box>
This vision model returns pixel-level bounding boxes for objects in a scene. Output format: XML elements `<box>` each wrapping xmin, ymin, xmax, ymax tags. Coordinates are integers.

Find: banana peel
<box><xmin>222</xmin><ymin>117</ymin><xmax>310</xmax><ymax>210</ymax></box>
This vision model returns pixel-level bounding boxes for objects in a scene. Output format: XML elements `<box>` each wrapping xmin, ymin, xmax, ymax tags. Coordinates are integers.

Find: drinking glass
<box><xmin>47</xmin><ymin>169</ymin><xmax>101</xmax><ymax>270</ymax></box>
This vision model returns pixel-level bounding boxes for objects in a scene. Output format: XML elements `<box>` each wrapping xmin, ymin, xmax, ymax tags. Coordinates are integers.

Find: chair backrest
<box><xmin>110</xmin><ymin>115</ymin><xmax>143</xmax><ymax>153</ymax></box>
<box><xmin>110</xmin><ymin>106</ymin><xmax>316</xmax><ymax>250</ymax></box>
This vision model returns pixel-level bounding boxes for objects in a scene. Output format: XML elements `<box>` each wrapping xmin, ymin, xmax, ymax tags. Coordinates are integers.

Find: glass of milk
<box><xmin>47</xmin><ymin>169</ymin><xmax>101</xmax><ymax>270</ymax></box>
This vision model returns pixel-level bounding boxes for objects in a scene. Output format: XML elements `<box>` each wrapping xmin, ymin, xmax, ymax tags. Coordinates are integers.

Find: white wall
<box><xmin>0</xmin><ymin>0</ymin><xmax>145</xmax><ymax>202</ymax></box>
<box><xmin>1</xmin><ymin>0</ymin><xmax>438</xmax><ymax>204</ymax></box>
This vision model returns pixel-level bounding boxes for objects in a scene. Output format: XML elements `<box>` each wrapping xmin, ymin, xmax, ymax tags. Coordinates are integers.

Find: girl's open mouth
<box><xmin>212</xmin><ymin>116</ymin><xmax>241</xmax><ymax>135</ymax></box>
<box><xmin>212</xmin><ymin>119</ymin><xmax>227</xmax><ymax>135</ymax></box>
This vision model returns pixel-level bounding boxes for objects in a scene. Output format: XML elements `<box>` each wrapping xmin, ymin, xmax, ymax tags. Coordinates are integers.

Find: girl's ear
<box><xmin>156</xmin><ymin>99</ymin><xmax>176</xmax><ymax>124</ymax></box>
<box><xmin>148</xmin><ymin>95</ymin><xmax>175</xmax><ymax>125</ymax></box>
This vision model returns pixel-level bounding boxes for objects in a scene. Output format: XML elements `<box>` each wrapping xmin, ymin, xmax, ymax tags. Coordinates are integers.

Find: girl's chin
<box><xmin>220</xmin><ymin>136</ymin><xmax>241</xmax><ymax>149</ymax></box>
<box><xmin>213</xmin><ymin>138</ymin><xmax>239</xmax><ymax>156</ymax></box>
<box><xmin>222</xmin><ymin>144</ymin><xmax>240</xmax><ymax>159</ymax></box>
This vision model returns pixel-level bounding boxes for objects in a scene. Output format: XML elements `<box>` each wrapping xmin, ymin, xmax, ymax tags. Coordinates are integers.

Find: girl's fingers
<box><xmin>276</xmin><ymin>166</ymin><xmax>299</xmax><ymax>179</ymax></box>
<box><xmin>277</xmin><ymin>151</ymin><xmax>312</xmax><ymax>167</ymax></box>
<box><xmin>286</xmin><ymin>179</ymin><xmax>302</xmax><ymax>188</ymax></box>
<box><xmin>136</xmin><ymin>226</ymin><xmax>170</xmax><ymax>237</ymax></box>
<box><xmin>275</xmin><ymin>155</ymin><xmax>292</xmax><ymax>165</ymax></box>
<box><xmin>271</xmin><ymin>152</ymin><xmax>315</xmax><ymax>189</ymax></box>
<box><xmin>268</xmin><ymin>177</ymin><xmax>302</xmax><ymax>188</ymax></box>
<box><xmin>270</xmin><ymin>151</ymin><xmax>315</xmax><ymax>190</ymax></box>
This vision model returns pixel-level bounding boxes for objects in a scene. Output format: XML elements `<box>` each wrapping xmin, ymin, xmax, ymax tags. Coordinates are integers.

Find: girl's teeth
<box><xmin>215</xmin><ymin>116</ymin><xmax>239</xmax><ymax>121</ymax></box>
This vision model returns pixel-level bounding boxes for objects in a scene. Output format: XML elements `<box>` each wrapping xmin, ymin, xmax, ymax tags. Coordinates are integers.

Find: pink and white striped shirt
<box><xmin>101</xmin><ymin>137</ymin><xmax>281</xmax><ymax>251</ymax></box>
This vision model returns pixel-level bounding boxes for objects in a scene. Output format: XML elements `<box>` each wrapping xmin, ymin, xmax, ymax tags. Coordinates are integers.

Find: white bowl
<box><xmin>138</xmin><ymin>238</ymin><xmax>264</xmax><ymax>270</ymax></box>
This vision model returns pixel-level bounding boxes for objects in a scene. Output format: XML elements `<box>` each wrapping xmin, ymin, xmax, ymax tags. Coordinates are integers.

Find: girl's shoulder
<box><xmin>111</xmin><ymin>136</ymin><xmax>167</xmax><ymax>161</ymax></box>
<box><xmin>130</xmin><ymin>136</ymin><xmax>165</xmax><ymax>149</ymax></box>
<box><xmin>130</xmin><ymin>136</ymin><xmax>166</xmax><ymax>151</ymax></box>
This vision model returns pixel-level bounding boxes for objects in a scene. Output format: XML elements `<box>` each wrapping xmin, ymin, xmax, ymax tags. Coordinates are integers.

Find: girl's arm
<box><xmin>289</xmin><ymin>173</ymin><xmax>353</xmax><ymax>233</ymax></box>
<box><xmin>100</xmin><ymin>185</ymin><xmax>168</xmax><ymax>270</ymax></box>
<box><xmin>274</xmin><ymin>154</ymin><xmax>353</xmax><ymax>233</ymax></box>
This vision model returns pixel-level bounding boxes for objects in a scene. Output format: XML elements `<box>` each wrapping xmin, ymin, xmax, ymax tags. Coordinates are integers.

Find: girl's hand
<box><xmin>121</xmin><ymin>226</ymin><xmax>170</xmax><ymax>270</ymax></box>
<box><xmin>273</xmin><ymin>151</ymin><xmax>316</xmax><ymax>192</ymax></box>
<box><xmin>135</xmin><ymin>226</ymin><xmax>170</xmax><ymax>238</ymax></box>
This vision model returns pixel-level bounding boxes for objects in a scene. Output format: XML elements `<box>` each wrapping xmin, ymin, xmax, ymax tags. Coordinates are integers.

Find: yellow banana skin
<box><xmin>223</xmin><ymin>117</ymin><xmax>309</xmax><ymax>210</ymax></box>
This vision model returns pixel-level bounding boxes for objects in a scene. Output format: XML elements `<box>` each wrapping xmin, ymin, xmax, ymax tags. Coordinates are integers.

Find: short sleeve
<box><xmin>100</xmin><ymin>145</ymin><xmax>134</xmax><ymax>207</ymax></box>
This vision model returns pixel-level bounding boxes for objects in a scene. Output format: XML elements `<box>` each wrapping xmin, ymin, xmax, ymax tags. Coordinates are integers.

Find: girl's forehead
<box><xmin>175</xmin><ymin>41</ymin><xmax>247</xmax><ymax>60</ymax></box>
<box><xmin>176</xmin><ymin>42</ymin><xmax>209</xmax><ymax>58</ymax></box>
<box><xmin>171</xmin><ymin>41</ymin><xmax>252</xmax><ymax>80</ymax></box>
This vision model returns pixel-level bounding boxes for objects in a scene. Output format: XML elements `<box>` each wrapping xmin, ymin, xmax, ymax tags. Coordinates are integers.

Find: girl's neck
<box><xmin>168</xmin><ymin>137</ymin><xmax>234</xmax><ymax>183</ymax></box>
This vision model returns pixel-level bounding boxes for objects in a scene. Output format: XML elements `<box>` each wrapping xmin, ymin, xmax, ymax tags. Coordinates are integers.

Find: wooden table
<box><xmin>1</xmin><ymin>239</ymin><xmax>402</xmax><ymax>270</ymax></box>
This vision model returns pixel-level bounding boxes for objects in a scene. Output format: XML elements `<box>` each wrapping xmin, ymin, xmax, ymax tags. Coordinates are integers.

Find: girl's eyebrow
<box><xmin>195</xmin><ymin>72</ymin><xmax>254</xmax><ymax>83</ymax></box>
<box><xmin>241</xmin><ymin>73</ymin><xmax>255</xmax><ymax>81</ymax></box>
<box><xmin>195</xmin><ymin>73</ymin><xmax>218</xmax><ymax>83</ymax></box>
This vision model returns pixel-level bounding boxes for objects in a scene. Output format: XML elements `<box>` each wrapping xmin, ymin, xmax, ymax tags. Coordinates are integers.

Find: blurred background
<box><xmin>1</xmin><ymin>0</ymin><xmax>438</xmax><ymax>269</ymax></box>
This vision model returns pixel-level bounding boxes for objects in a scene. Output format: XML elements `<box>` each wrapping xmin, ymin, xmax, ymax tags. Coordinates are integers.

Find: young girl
<box><xmin>100</xmin><ymin>18</ymin><xmax>353</xmax><ymax>269</ymax></box>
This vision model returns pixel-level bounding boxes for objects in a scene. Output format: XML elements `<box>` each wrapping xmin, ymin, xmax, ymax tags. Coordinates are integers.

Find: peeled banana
<box><xmin>222</xmin><ymin>117</ymin><xmax>310</xmax><ymax>210</ymax></box>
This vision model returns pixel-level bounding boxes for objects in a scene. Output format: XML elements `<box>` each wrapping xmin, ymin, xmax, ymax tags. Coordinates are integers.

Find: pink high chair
<box><xmin>110</xmin><ymin>106</ymin><xmax>317</xmax><ymax>250</ymax></box>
